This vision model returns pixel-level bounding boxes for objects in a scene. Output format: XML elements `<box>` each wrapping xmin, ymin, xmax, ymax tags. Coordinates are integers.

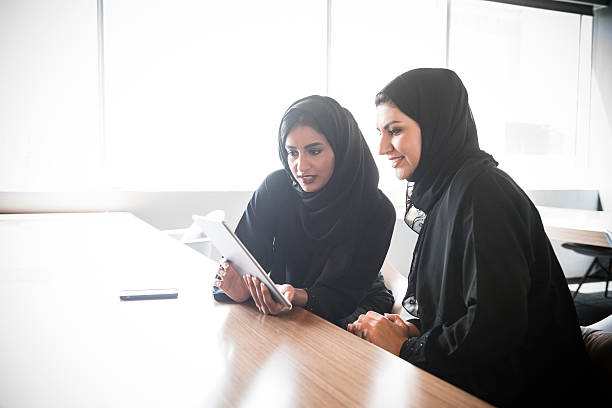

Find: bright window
<box><xmin>104</xmin><ymin>0</ymin><xmax>327</xmax><ymax>190</ymax></box>
<box><xmin>0</xmin><ymin>0</ymin><xmax>100</xmax><ymax>191</ymax></box>
<box><xmin>448</xmin><ymin>0</ymin><xmax>593</xmax><ymax>189</ymax></box>
<box><xmin>0</xmin><ymin>0</ymin><xmax>595</xmax><ymax>195</ymax></box>
<box><xmin>329</xmin><ymin>0</ymin><xmax>447</xmax><ymax>196</ymax></box>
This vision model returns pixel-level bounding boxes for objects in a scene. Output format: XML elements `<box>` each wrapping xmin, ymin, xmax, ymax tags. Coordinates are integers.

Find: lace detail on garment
<box><xmin>404</xmin><ymin>183</ymin><xmax>427</xmax><ymax>234</ymax></box>
<box><xmin>402</xmin><ymin>295</ymin><xmax>419</xmax><ymax>317</ymax></box>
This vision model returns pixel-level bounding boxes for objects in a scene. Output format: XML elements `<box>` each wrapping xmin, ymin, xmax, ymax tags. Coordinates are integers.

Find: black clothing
<box><xmin>215</xmin><ymin>95</ymin><xmax>395</xmax><ymax>327</ymax></box>
<box><xmin>400</xmin><ymin>164</ymin><xmax>591</xmax><ymax>406</ymax></box>
<box><xmin>215</xmin><ymin>170</ymin><xmax>394</xmax><ymax>326</ymax></box>
<box><xmin>381</xmin><ymin>69</ymin><xmax>593</xmax><ymax>406</ymax></box>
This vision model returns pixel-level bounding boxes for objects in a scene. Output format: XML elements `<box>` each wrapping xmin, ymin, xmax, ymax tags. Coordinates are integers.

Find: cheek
<box><xmin>325</xmin><ymin>157</ymin><xmax>335</xmax><ymax>176</ymax></box>
<box><xmin>289</xmin><ymin>160</ymin><xmax>298</xmax><ymax>175</ymax></box>
<box><xmin>398</xmin><ymin>137</ymin><xmax>417</xmax><ymax>161</ymax></box>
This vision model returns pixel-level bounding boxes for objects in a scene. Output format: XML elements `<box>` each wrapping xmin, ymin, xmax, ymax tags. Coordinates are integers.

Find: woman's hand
<box><xmin>243</xmin><ymin>275</ymin><xmax>296</xmax><ymax>315</ymax></box>
<box><xmin>347</xmin><ymin>311</ymin><xmax>421</xmax><ymax>355</ymax></box>
<box><xmin>213</xmin><ymin>260</ymin><xmax>251</xmax><ymax>303</ymax></box>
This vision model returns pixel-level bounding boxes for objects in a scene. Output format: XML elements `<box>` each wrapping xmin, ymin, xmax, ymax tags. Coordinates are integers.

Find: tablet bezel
<box><xmin>192</xmin><ymin>215</ymin><xmax>292</xmax><ymax>309</ymax></box>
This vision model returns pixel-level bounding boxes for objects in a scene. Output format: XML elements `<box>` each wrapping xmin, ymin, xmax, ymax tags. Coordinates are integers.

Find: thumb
<box><xmin>280</xmin><ymin>284</ymin><xmax>294</xmax><ymax>299</ymax></box>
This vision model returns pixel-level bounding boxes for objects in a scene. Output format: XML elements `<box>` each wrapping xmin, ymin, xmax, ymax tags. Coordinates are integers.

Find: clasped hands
<box><xmin>213</xmin><ymin>260</ymin><xmax>296</xmax><ymax>315</ymax></box>
<box><xmin>347</xmin><ymin>311</ymin><xmax>421</xmax><ymax>356</ymax></box>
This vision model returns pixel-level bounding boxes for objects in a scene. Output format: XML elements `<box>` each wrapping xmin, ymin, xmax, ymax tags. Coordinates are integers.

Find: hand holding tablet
<box><xmin>193</xmin><ymin>214</ymin><xmax>292</xmax><ymax>310</ymax></box>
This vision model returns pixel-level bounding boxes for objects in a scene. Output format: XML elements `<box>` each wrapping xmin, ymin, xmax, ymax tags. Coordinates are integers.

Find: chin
<box><xmin>302</xmin><ymin>185</ymin><xmax>317</xmax><ymax>192</ymax></box>
<box><xmin>394</xmin><ymin>169</ymin><xmax>407</xmax><ymax>180</ymax></box>
<box><xmin>301</xmin><ymin>182</ymin><xmax>324</xmax><ymax>193</ymax></box>
<box><xmin>395</xmin><ymin>167</ymin><xmax>414</xmax><ymax>181</ymax></box>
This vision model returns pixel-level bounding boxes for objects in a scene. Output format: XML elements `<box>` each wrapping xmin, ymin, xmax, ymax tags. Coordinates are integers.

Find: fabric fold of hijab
<box><xmin>380</xmin><ymin>68</ymin><xmax>498</xmax><ymax>213</ymax></box>
<box><xmin>277</xmin><ymin>95</ymin><xmax>381</xmax><ymax>246</ymax></box>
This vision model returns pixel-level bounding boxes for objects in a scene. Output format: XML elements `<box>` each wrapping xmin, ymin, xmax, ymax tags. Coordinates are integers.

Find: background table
<box><xmin>537</xmin><ymin>206</ymin><xmax>612</xmax><ymax>248</ymax></box>
<box><xmin>0</xmin><ymin>212</ymin><xmax>489</xmax><ymax>407</ymax></box>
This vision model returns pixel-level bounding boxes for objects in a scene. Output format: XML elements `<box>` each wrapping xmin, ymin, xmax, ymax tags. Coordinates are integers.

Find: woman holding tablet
<box><xmin>347</xmin><ymin>68</ymin><xmax>595</xmax><ymax>405</ymax></box>
<box><xmin>213</xmin><ymin>95</ymin><xmax>396</xmax><ymax>328</ymax></box>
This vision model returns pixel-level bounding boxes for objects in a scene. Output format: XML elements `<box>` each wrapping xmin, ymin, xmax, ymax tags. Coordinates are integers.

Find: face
<box><xmin>284</xmin><ymin>125</ymin><xmax>335</xmax><ymax>192</ymax></box>
<box><xmin>376</xmin><ymin>103</ymin><xmax>422</xmax><ymax>180</ymax></box>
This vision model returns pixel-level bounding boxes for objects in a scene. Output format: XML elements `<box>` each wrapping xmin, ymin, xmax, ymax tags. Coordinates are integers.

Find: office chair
<box><xmin>561</xmin><ymin>242</ymin><xmax>612</xmax><ymax>299</ymax></box>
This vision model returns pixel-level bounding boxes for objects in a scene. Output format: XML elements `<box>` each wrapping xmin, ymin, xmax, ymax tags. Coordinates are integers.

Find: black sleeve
<box><xmin>400</xmin><ymin>175</ymin><xmax>532</xmax><ymax>371</ymax></box>
<box><xmin>212</xmin><ymin>170</ymin><xmax>287</xmax><ymax>302</ymax></box>
<box><xmin>304</xmin><ymin>195</ymin><xmax>396</xmax><ymax>323</ymax></box>
<box><xmin>234</xmin><ymin>172</ymin><xmax>288</xmax><ymax>272</ymax></box>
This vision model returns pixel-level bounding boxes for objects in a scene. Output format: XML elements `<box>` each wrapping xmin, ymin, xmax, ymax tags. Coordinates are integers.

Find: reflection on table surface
<box><xmin>0</xmin><ymin>212</ymin><xmax>489</xmax><ymax>407</ymax></box>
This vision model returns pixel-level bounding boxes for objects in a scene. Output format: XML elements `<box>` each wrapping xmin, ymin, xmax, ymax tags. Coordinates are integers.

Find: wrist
<box><xmin>293</xmin><ymin>288</ymin><xmax>308</xmax><ymax>307</ymax></box>
<box><xmin>405</xmin><ymin>322</ymin><xmax>420</xmax><ymax>338</ymax></box>
<box><xmin>393</xmin><ymin>337</ymin><xmax>410</xmax><ymax>356</ymax></box>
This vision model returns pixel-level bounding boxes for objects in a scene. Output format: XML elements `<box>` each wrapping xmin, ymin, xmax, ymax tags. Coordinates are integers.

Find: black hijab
<box><xmin>277</xmin><ymin>95</ymin><xmax>381</xmax><ymax>245</ymax></box>
<box><xmin>276</xmin><ymin>95</ymin><xmax>385</xmax><ymax>288</ymax></box>
<box><xmin>379</xmin><ymin>68</ymin><xmax>497</xmax><ymax>212</ymax></box>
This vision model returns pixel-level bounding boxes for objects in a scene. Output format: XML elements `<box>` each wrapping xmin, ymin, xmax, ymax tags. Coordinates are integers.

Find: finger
<box><xmin>257</xmin><ymin>282</ymin><xmax>271</xmax><ymax>314</ymax></box>
<box><xmin>244</xmin><ymin>276</ymin><xmax>261</xmax><ymax>311</ymax></box>
<box><xmin>260</xmin><ymin>283</ymin><xmax>280</xmax><ymax>315</ymax></box>
<box><xmin>352</xmin><ymin>323</ymin><xmax>364</xmax><ymax>338</ymax></box>
<box><xmin>366</xmin><ymin>310</ymin><xmax>381</xmax><ymax>319</ymax></box>
<box><xmin>259</xmin><ymin>283</ymin><xmax>278</xmax><ymax>314</ymax></box>
<box><xmin>251</xmin><ymin>277</ymin><xmax>266</xmax><ymax>313</ymax></box>
<box><xmin>214</xmin><ymin>279</ymin><xmax>223</xmax><ymax>288</ymax></box>
<box><xmin>385</xmin><ymin>313</ymin><xmax>401</xmax><ymax>322</ymax></box>
<box><xmin>280</xmin><ymin>285</ymin><xmax>294</xmax><ymax>305</ymax></box>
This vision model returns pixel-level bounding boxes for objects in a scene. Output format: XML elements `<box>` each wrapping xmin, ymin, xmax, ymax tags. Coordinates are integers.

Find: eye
<box><xmin>287</xmin><ymin>150</ymin><xmax>298</xmax><ymax>158</ymax></box>
<box><xmin>389</xmin><ymin>127</ymin><xmax>402</xmax><ymax>136</ymax></box>
<box><xmin>309</xmin><ymin>149</ymin><xmax>322</xmax><ymax>156</ymax></box>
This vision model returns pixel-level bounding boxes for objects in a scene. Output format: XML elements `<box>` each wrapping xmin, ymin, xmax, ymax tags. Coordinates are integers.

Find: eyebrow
<box><xmin>285</xmin><ymin>142</ymin><xmax>324</xmax><ymax>149</ymax></box>
<box><xmin>378</xmin><ymin>120</ymin><xmax>401</xmax><ymax>132</ymax></box>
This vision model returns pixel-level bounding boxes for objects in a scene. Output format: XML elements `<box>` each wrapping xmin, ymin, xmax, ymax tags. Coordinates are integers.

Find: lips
<box><xmin>390</xmin><ymin>156</ymin><xmax>404</xmax><ymax>168</ymax></box>
<box><xmin>299</xmin><ymin>175</ymin><xmax>316</xmax><ymax>185</ymax></box>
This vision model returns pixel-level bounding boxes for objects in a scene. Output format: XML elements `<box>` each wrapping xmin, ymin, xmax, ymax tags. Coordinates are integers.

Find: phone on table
<box><xmin>119</xmin><ymin>288</ymin><xmax>178</xmax><ymax>301</ymax></box>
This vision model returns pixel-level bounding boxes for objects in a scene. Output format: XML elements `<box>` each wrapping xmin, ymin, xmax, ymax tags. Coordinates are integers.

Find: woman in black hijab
<box><xmin>213</xmin><ymin>95</ymin><xmax>395</xmax><ymax>328</ymax></box>
<box><xmin>347</xmin><ymin>69</ymin><xmax>596</xmax><ymax>406</ymax></box>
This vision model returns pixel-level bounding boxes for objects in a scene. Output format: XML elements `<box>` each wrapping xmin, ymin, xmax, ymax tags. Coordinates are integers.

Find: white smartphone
<box><xmin>119</xmin><ymin>288</ymin><xmax>178</xmax><ymax>301</ymax></box>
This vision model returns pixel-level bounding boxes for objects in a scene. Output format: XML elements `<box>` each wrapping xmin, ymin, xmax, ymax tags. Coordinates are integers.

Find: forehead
<box><xmin>285</xmin><ymin>125</ymin><xmax>329</xmax><ymax>146</ymax></box>
<box><xmin>376</xmin><ymin>103</ymin><xmax>402</xmax><ymax>126</ymax></box>
<box><xmin>376</xmin><ymin>103</ymin><xmax>418</xmax><ymax>129</ymax></box>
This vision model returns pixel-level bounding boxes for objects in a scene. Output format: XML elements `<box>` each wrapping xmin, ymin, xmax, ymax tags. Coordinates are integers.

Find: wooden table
<box><xmin>537</xmin><ymin>206</ymin><xmax>612</xmax><ymax>248</ymax></box>
<box><xmin>0</xmin><ymin>212</ymin><xmax>489</xmax><ymax>407</ymax></box>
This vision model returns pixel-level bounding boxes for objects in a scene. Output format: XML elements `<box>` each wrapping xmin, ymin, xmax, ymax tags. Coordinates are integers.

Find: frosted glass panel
<box><xmin>0</xmin><ymin>0</ymin><xmax>100</xmax><ymax>191</ymax></box>
<box><xmin>104</xmin><ymin>0</ymin><xmax>326</xmax><ymax>190</ymax></box>
<box><xmin>449</xmin><ymin>0</ymin><xmax>591</xmax><ymax>189</ymax></box>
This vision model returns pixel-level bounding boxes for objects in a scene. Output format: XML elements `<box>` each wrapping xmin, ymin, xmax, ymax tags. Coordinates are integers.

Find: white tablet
<box><xmin>192</xmin><ymin>214</ymin><xmax>292</xmax><ymax>309</ymax></box>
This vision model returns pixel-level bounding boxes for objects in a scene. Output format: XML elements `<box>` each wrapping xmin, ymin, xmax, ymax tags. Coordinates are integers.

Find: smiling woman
<box><xmin>347</xmin><ymin>68</ymin><xmax>600</xmax><ymax>406</ymax></box>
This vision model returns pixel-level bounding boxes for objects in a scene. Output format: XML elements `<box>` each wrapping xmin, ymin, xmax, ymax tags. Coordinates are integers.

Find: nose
<box><xmin>296</xmin><ymin>153</ymin><xmax>311</xmax><ymax>173</ymax></box>
<box><xmin>378</xmin><ymin>134</ymin><xmax>392</xmax><ymax>156</ymax></box>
